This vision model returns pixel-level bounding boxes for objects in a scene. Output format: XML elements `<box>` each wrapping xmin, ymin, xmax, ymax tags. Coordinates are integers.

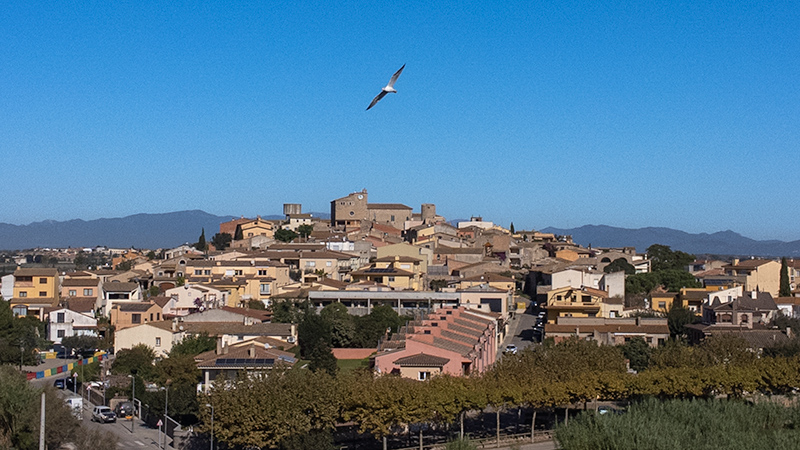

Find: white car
<box><xmin>92</xmin><ymin>406</ymin><xmax>116</xmax><ymax>423</ymax></box>
<box><xmin>504</xmin><ymin>344</ymin><xmax>518</xmax><ymax>354</ymax></box>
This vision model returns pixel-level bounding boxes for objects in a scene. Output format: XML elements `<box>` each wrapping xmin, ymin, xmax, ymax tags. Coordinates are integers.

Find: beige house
<box><xmin>110</xmin><ymin>302</ymin><xmax>164</xmax><ymax>330</ymax></box>
<box><xmin>545</xmin><ymin>317</ymin><xmax>670</xmax><ymax>347</ymax></box>
<box><xmin>114</xmin><ymin>321</ymin><xmax>183</xmax><ymax>358</ymax></box>
<box><xmin>723</xmin><ymin>259</ymin><xmax>781</xmax><ymax>297</ymax></box>
<box><xmin>376</xmin><ymin>243</ymin><xmax>432</xmax><ymax>273</ymax></box>
<box><xmin>351</xmin><ymin>255</ymin><xmax>424</xmax><ymax>290</ymax></box>
<box><xmin>545</xmin><ymin>286</ymin><xmax>623</xmax><ymax>323</ymax></box>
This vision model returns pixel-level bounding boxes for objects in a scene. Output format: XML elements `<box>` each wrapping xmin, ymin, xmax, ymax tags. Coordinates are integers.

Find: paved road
<box><xmin>499</xmin><ymin>300</ymin><xmax>541</xmax><ymax>358</ymax></box>
<box><xmin>80</xmin><ymin>404</ymin><xmax>166</xmax><ymax>448</ymax></box>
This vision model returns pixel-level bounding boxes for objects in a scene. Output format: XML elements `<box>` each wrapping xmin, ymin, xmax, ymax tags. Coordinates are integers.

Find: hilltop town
<box><xmin>3</xmin><ymin>189</ymin><xmax>800</xmax><ymax>449</ymax></box>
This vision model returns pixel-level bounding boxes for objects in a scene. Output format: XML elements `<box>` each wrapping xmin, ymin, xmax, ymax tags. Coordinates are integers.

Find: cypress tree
<box><xmin>780</xmin><ymin>257</ymin><xmax>791</xmax><ymax>297</ymax></box>
<box><xmin>197</xmin><ymin>228</ymin><xmax>207</xmax><ymax>252</ymax></box>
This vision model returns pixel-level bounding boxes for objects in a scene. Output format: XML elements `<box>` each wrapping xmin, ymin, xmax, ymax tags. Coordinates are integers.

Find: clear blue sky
<box><xmin>2</xmin><ymin>1</ymin><xmax>798</xmax><ymax>241</ymax></box>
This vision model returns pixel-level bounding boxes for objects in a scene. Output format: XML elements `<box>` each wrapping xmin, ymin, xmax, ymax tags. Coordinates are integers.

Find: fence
<box><xmin>390</xmin><ymin>430</ymin><xmax>555</xmax><ymax>450</ymax></box>
<box><xmin>26</xmin><ymin>352</ymin><xmax>107</xmax><ymax>380</ymax></box>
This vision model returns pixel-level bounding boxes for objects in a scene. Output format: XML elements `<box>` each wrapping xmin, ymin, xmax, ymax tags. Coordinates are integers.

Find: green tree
<box><xmin>619</xmin><ymin>337</ymin><xmax>651</xmax><ymax>372</ymax></box>
<box><xmin>320</xmin><ymin>302</ymin><xmax>355</xmax><ymax>348</ymax></box>
<box><xmin>646</xmin><ymin>244</ymin><xmax>695</xmax><ymax>272</ymax></box>
<box><xmin>148</xmin><ymin>285</ymin><xmax>161</xmax><ymax>297</ymax></box>
<box><xmin>112</xmin><ymin>344</ymin><xmax>157</xmax><ymax>380</ymax></box>
<box><xmin>234</xmin><ymin>224</ymin><xmax>244</xmax><ymax>240</ymax></box>
<box><xmin>509</xmin><ymin>222</ymin><xmax>515</xmax><ymax>234</ymax></box>
<box><xmin>667</xmin><ymin>305</ymin><xmax>698</xmax><ymax>340</ymax></box>
<box><xmin>604</xmin><ymin>258</ymin><xmax>635</xmax><ymax>275</ymax></box>
<box><xmin>780</xmin><ymin>257</ymin><xmax>791</xmax><ymax>297</ymax></box>
<box><xmin>169</xmin><ymin>333</ymin><xmax>216</xmax><ymax>357</ymax></box>
<box><xmin>247</xmin><ymin>299</ymin><xmax>266</xmax><ymax>310</ymax></box>
<box><xmin>61</xmin><ymin>335</ymin><xmax>100</xmax><ymax>358</ymax></box>
<box><xmin>275</xmin><ymin>228</ymin><xmax>299</xmax><ymax>243</ymax></box>
<box><xmin>195</xmin><ymin>228</ymin><xmax>207</xmax><ymax>252</ymax></box>
<box><xmin>146</xmin><ymin>251</ymin><xmax>157</xmax><ymax>260</ymax></box>
<box><xmin>297</xmin><ymin>224</ymin><xmax>314</xmax><ymax>239</ymax></box>
<box><xmin>210</xmin><ymin>232</ymin><xmax>233</xmax><ymax>251</ymax></box>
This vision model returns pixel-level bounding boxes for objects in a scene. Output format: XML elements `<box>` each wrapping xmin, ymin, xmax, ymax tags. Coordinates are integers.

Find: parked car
<box><xmin>115</xmin><ymin>402</ymin><xmax>133</xmax><ymax>419</ymax></box>
<box><xmin>54</xmin><ymin>377</ymin><xmax>81</xmax><ymax>391</ymax></box>
<box><xmin>92</xmin><ymin>406</ymin><xmax>116</xmax><ymax>423</ymax></box>
<box><xmin>504</xmin><ymin>344</ymin><xmax>518</xmax><ymax>354</ymax></box>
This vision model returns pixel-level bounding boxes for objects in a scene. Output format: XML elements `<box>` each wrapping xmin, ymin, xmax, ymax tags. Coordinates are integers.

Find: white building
<box><xmin>47</xmin><ymin>308</ymin><xmax>98</xmax><ymax>344</ymax></box>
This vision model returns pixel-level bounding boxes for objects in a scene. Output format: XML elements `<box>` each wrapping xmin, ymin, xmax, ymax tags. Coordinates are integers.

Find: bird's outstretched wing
<box><xmin>366</xmin><ymin>91</ymin><xmax>388</xmax><ymax>110</ymax></box>
<box><xmin>387</xmin><ymin>64</ymin><xmax>405</xmax><ymax>88</ymax></box>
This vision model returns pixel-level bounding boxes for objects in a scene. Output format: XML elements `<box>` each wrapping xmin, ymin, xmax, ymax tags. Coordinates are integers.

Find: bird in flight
<box><xmin>366</xmin><ymin>64</ymin><xmax>405</xmax><ymax>110</ymax></box>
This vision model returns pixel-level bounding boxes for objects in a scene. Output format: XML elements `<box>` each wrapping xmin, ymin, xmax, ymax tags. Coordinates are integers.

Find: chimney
<box><xmin>248</xmin><ymin>343</ymin><xmax>255</xmax><ymax>358</ymax></box>
<box><xmin>787</xmin><ymin>327</ymin><xmax>793</xmax><ymax>339</ymax></box>
<box><xmin>172</xmin><ymin>318</ymin><xmax>178</xmax><ymax>331</ymax></box>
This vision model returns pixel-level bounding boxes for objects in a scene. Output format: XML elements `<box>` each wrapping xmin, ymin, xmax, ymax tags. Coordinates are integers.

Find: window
<box><xmin>39</xmin><ymin>278</ymin><xmax>47</xmax><ymax>284</ymax></box>
<box><xmin>69</xmin><ymin>290</ymin><xmax>77</xmax><ymax>297</ymax></box>
<box><xmin>57</xmin><ymin>330</ymin><xmax>65</xmax><ymax>338</ymax></box>
<box><xmin>260</xmin><ymin>284</ymin><xmax>270</xmax><ymax>295</ymax></box>
<box><xmin>149</xmin><ymin>313</ymin><xmax>154</xmax><ymax>321</ymax></box>
<box><xmin>306</xmin><ymin>261</ymin><xmax>316</xmax><ymax>267</ymax></box>
<box><xmin>155</xmin><ymin>337</ymin><xmax>161</xmax><ymax>347</ymax></box>
<box><xmin>258</xmin><ymin>270</ymin><xmax>268</xmax><ymax>276</ymax></box>
<box><xmin>39</xmin><ymin>291</ymin><xmax>47</xmax><ymax>297</ymax></box>
<box><xmin>326</xmin><ymin>261</ymin><xmax>332</xmax><ymax>267</ymax></box>
<box><xmin>609</xmin><ymin>311</ymin><xmax>617</xmax><ymax>318</ymax></box>
<box><xmin>390</xmin><ymin>215</ymin><xmax>395</xmax><ymax>222</ymax></box>
<box><xmin>84</xmin><ymin>288</ymin><xmax>93</xmax><ymax>296</ymax></box>
<box><xmin>156</xmin><ymin>313</ymin><xmax>161</xmax><ymax>321</ymax></box>
<box><xmin>131</xmin><ymin>314</ymin><xmax>141</xmax><ymax>324</ymax></box>
<box><xmin>400</xmin><ymin>264</ymin><xmax>410</xmax><ymax>269</ymax></box>
<box><xmin>19</xmin><ymin>291</ymin><xmax>27</xmax><ymax>297</ymax></box>
<box><xmin>556</xmin><ymin>295</ymin><xmax>562</xmax><ymax>301</ymax></box>
<box><xmin>658</xmin><ymin>301</ymin><xmax>666</xmax><ymax>310</ymax></box>
<box><xmin>418</xmin><ymin>371</ymin><xmax>430</xmax><ymax>381</ymax></box>
<box><xmin>194</xmin><ymin>270</ymin><xmax>203</xmax><ymax>275</ymax></box>
<box><xmin>57</xmin><ymin>313</ymin><xmax>65</xmax><ymax>323</ymax></box>
<box><xmin>204</xmin><ymin>270</ymin><xmax>211</xmax><ymax>275</ymax></box>
<box><xmin>234</xmin><ymin>270</ymin><xmax>243</xmax><ymax>276</ymax></box>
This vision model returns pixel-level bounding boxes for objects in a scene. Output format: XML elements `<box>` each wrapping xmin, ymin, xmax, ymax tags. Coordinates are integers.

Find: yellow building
<box><xmin>10</xmin><ymin>268</ymin><xmax>60</xmax><ymax>317</ymax></box>
<box><xmin>240</xmin><ymin>217</ymin><xmax>275</xmax><ymax>239</ymax></box>
<box><xmin>185</xmin><ymin>259</ymin><xmax>290</xmax><ymax>306</ymax></box>
<box><xmin>456</xmin><ymin>272</ymin><xmax>515</xmax><ymax>292</ymax></box>
<box><xmin>723</xmin><ymin>259</ymin><xmax>781</xmax><ymax>297</ymax></box>
<box><xmin>350</xmin><ymin>256</ymin><xmax>423</xmax><ymax>290</ymax></box>
<box><xmin>545</xmin><ymin>286</ymin><xmax>622</xmax><ymax>323</ymax></box>
<box><xmin>650</xmin><ymin>292</ymin><xmax>679</xmax><ymax>313</ymax></box>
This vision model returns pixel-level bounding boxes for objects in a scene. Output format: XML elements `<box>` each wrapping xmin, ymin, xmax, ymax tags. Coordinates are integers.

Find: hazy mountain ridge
<box><xmin>0</xmin><ymin>210</ymin><xmax>328</xmax><ymax>250</ymax></box>
<box><xmin>541</xmin><ymin>225</ymin><xmax>800</xmax><ymax>257</ymax></box>
<box><xmin>1</xmin><ymin>213</ymin><xmax>797</xmax><ymax>256</ymax></box>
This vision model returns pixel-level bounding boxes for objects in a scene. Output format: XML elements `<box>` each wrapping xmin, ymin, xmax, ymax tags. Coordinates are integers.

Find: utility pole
<box><xmin>39</xmin><ymin>392</ymin><xmax>45</xmax><ymax>450</ymax></box>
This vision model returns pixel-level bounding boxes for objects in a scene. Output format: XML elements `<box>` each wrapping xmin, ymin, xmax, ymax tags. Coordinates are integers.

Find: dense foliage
<box><xmin>199</xmin><ymin>334</ymin><xmax>800</xmax><ymax>448</ymax></box>
<box><xmin>556</xmin><ymin>398</ymin><xmax>800</xmax><ymax>450</ymax></box>
<box><xmin>0</xmin><ymin>299</ymin><xmax>48</xmax><ymax>366</ymax></box>
<box><xmin>0</xmin><ymin>366</ymin><xmax>118</xmax><ymax>449</ymax></box>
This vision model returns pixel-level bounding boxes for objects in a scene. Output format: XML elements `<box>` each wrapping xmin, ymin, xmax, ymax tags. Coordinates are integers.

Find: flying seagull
<box><xmin>366</xmin><ymin>64</ymin><xmax>405</xmax><ymax>110</ymax></box>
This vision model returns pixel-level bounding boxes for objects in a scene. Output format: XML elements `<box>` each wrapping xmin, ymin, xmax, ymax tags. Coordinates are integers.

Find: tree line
<box><xmin>198</xmin><ymin>334</ymin><xmax>800</xmax><ymax>449</ymax></box>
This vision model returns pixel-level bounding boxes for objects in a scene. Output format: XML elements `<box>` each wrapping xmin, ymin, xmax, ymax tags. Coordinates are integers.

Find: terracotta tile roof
<box><xmin>430</xmin><ymin>336</ymin><xmax>473</xmax><ymax>357</ymax></box>
<box><xmin>14</xmin><ymin>268</ymin><xmax>58</xmax><ymax>277</ymax></box>
<box><xmin>151</xmin><ymin>296</ymin><xmax>171</xmax><ymax>308</ymax></box>
<box><xmin>103</xmin><ymin>282</ymin><xmax>139</xmax><ymax>292</ymax></box>
<box><xmin>724</xmin><ymin>259</ymin><xmax>774</xmax><ymax>269</ymax></box>
<box><xmin>115</xmin><ymin>302</ymin><xmax>159</xmax><ymax>312</ymax></box>
<box><xmin>219</xmin><ymin>306</ymin><xmax>272</xmax><ymax>322</ymax></box>
<box><xmin>367</xmin><ymin>203</ymin><xmax>412</xmax><ymax>210</ymax></box>
<box><xmin>393</xmin><ymin>353</ymin><xmax>450</xmax><ymax>367</ymax></box>
<box><xmin>374</xmin><ymin>255</ymin><xmax>422</xmax><ymax>263</ymax></box>
<box><xmin>62</xmin><ymin>278</ymin><xmax>101</xmax><ymax>287</ymax></box>
<box><xmin>331</xmin><ymin>348</ymin><xmax>376</xmax><ymax>359</ymax></box>
<box><xmin>195</xmin><ymin>341</ymin><xmax>297</xmax><ymax>369</ymax></box>
<box><xmin>460</xmin><ymin>273</ymin><xmax>515</xmax><ymax>283</ymax></box>
<box><xmin>65</xmin><ymin>298</ymin><xmax>96</xmax><ymax>313</ymax></box>
<box><xmin>182</xmin><ymin>321</ymin><xmax>293</xmax><ymax>337</ymax></box>
<box><xmin>545</xmin><ymin>323</ymin><xmax>669</xmax><ymax>334</ymax></box>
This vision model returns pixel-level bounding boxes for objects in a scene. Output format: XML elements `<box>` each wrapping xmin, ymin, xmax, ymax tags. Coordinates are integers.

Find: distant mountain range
<box><xmin>541</xmin><ymin>225</ymin><xmax>800</xmax><ymax>258</ymax></box>
<box><xmin>1</xmin><ymin>212</ymin><xmax>798</xmax><ymax>257</ymax></box>
<box><xmin>0</xmin><ymin>210</ymin><xmax>329</xmax><ymax>250</ymax></box>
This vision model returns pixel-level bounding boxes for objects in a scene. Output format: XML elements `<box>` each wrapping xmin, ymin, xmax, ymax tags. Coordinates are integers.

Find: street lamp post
<box><xmin>162</xmin><ymin>380</ymin><xmax>171</xmax><ymax>450</ymax></box>
<box><xmin>205</xmin><ymin>403</ymin><xmax>214</xmax><ymax>450</ymax></box>
<box><xmin>130</xmin><ymin>369</ymin><xmax>138</xmax><ymax>433</ymax></box>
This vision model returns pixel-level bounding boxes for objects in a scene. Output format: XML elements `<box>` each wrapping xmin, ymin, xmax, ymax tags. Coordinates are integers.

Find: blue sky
<box><xmin>2</xmin><ymin>1</ymin><xmax>798</xmax><ymax>241</ymax></box>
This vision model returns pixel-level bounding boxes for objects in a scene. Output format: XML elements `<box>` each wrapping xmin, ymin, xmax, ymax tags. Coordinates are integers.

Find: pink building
<box><xmin>374</xmin><ymin>306</ymin><xmax>498</xmax><ymax>379</ymax></box>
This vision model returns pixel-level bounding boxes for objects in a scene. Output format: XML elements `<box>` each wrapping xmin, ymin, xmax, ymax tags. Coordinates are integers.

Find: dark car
<box><xmin>53</xmin><ymin>377</ymin><xmax>81</xmax><ymax>391</ymax></box>
<box><xmin>92</xmin><ymin>406</ymin><xmax>117</xmax><ymax>423</ymax></box>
